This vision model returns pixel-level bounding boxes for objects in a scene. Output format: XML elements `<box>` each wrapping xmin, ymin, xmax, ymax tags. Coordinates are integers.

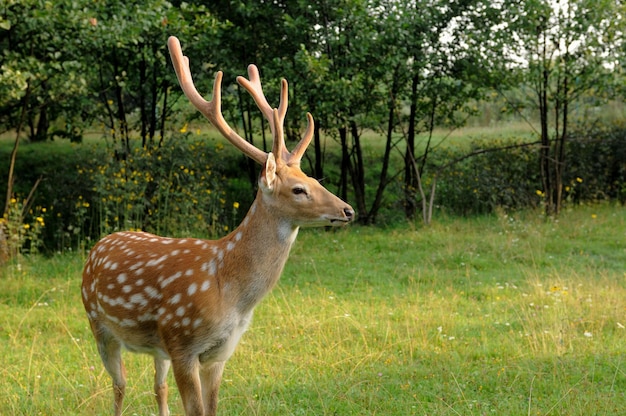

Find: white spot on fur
<box><xmin>168</xmin><ymin>293</ymin><xmax>182</xmax><ymax>304</ymax></box>
<box><xmin>120</xmin><ymin>318</ymin><xmax>137</xmax><ymax>327</ymax></box>
<box><xmin>175</xmin><ymin>306</ymin><xmax>186</xmax><ymax>317</ymax></box>
<box><xmin>144</xmin><ymin>286</ymin><xmax>160</xmax><ymax>299</ymax></box>
<box><xmin>200</xmin><ymin>280</ymin><xmax>210</xmax><ymax>291</ymax></box>
<box><xmin>188</xmin><ymin>283</ymin><xmax>197</xmax><ymax>296</ymax></box>
<box><xmin>161</xmin><ymin>271</ymin><xmax>182</xmax><ymax>288</ymax></box>
<box><xmin>117</xmin><ymin>273</ymin><xmax>127</xmax><ymax>284</ymax></box>
<box><xmin>146</xmin><ymin>254</ymin><xmax>168</xmax><ymax>267</ymax></box>
<box><xmin>129</xmin><ymin>293</ymin><xmax>147</xmax><ymax>306</ymax></box>
<box><xmin>138</xmin><ymin>312</ymin><xmax>156</xmax><ymax>322</ymax></box>
<box><xmin>278</xmin><ymin>221</ymin><xmax>298</xmax><ymax>244</ymax></box>
<box><xmin>129</xmin><ymin>262</ymin><xmax>144</xmax><ymax>271</ymax></box>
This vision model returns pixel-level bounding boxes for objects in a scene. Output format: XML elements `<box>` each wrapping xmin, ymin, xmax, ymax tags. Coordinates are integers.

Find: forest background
<box><xmin>1</xmin><ymin>0</ymin><xmax>625</xmax><ymax>254</ymax></box>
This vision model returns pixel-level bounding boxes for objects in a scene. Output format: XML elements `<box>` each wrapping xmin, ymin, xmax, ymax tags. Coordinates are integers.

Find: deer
<box><xmin>81</xmin><ymin>36</ymin><xmax>354</xmax><ymax>416</ymax></box>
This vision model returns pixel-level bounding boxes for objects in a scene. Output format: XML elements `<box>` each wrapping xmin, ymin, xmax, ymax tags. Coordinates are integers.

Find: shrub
<box><xmin>435</xmin><ymin>138</ymin><xmax>542</xmax><ymax>215</ymax></box>
<box><xmin>72</xmin><ymin>136</ymin><xmax>242</xmax><ymax>248</ymax></box>
<box><xmin>565</xmin><ymin>127</ymin><xmax>626</xmax><ymax>204</ymax></box>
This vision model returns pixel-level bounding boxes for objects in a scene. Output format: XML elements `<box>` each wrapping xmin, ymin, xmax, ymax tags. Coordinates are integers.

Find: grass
<box><xmin>1</xmin><ymin>202</ymin><xmax>625</xmax><ymax>415</ymax></box>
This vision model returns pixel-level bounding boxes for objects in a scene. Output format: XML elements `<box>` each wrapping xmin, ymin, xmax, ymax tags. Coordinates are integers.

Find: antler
<box><xmin>168</xmin><ymin>36</ymin><xmax>314</xmax><ymax>167</ymax></box>
<box><xmin>168</xmin><ymin>37</ymin><xmax>267</xmax><ymax>164</ymax></box>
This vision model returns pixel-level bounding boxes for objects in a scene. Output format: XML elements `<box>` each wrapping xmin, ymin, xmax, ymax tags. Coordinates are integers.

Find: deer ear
<box><xmin>261</xmin><ymin>152</ymin><xmax>277</xmax><ymax>190</ymax></box>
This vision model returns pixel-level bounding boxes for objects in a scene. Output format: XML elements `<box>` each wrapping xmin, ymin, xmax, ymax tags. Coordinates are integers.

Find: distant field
<box><xmin>1</xmin><ymin>203</ymin><xmax>624</xmax><ymax>415</ymax></box>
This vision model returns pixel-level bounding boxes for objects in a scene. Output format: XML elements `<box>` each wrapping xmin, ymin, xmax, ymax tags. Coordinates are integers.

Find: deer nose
<box><xmin>344</xmin><ymin>207</ymin><xmax>355</xmax><ymax>221</ymax></box>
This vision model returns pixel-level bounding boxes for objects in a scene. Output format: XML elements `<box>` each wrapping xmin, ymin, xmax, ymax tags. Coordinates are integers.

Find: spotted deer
<box><xmin>81</xmin><ymin>36</ymin><xmax>354</xmax><ymax>416</ymax></box>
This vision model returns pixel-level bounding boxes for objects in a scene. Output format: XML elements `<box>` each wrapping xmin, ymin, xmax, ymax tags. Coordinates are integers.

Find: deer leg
<box><xmin>200</xmin><ymin>361</ymin><xmax>226</xmax><ymax>416</ymax></box>
<box><xmin>171</xmin><ymin>356</ymin><xmax>204</xmax><ymax>416</ymax></box>
<box><xmin>154</xmin><ymin>357</ymin><xmax>171</xmax><ymax>416</ymax></box>
<box><xmin>94</xmin><ymin>331</ymin><xmax>126</xmax><ymax>416</ymax></box>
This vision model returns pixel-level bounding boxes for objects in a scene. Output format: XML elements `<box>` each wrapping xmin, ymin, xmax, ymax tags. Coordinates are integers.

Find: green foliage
<box><xmin>72</xmin><ymin>136</ymin><xmax>241</xmax><ymax>247</ymax></box>
<box><xmin>84</xmin><ymin>137</ymin><xmax>238</xmax><ymax>237</ymax></box>
<box><xmin>2</xmin><ymin>123</ymin><xmax>625</xmax><ymax>251</ymax></box>
<box><xmin>436</xmin><ymin>139</ymin><xmax>542</xmax><ymax>215</ymax></box>
<box><xmin>1</xmin><ymin>196</ymin><xmax>46</xmax><ymax>257</ymax></box>
<box><xmin>409</xmin><ymin>124</ymin><xmax>626</xmax><ymax>217</ymax></box>
<box><xmin>565</xmin><ymin>127</ymin><xmax>626</xmax><ymax>203</ymax></box>
<box><xmin>0</xmin><ymin>0</ymin><xmax>90</xmax><ymax>140</ymax></box>
<box><xmin>0</xmin><ymin>135</ymin><xmax>245</xmax><ymax>252</ymax></box>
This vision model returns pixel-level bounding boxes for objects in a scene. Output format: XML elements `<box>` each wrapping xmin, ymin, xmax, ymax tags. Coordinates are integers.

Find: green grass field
<box><xmin>1</xmin><ymin>203</ymin><xmax>625</xmax><ymax>415</ymax></box>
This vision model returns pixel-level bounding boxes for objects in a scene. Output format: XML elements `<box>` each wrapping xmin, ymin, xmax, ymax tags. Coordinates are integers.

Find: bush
<box><xmin>1</xmin><ymin>135</ymin><xmax>250</xmax><ymax>253</ymax></box>
<box><xmin>434</xmin><ymin>125</ymin><xmax>626</xmax><ymax>216</ymax></box>
<box><xmin>72</xmin><ymin>136</ymin><xmax>247</xmax><ymax>249</ymax></box>
<box><xmin>435</xmin><ymin>138</ymin><xmax>542</xmax><ymax>215</ymax></box>
<box><xmin>565</xmin><ymin>127</ymin><xmax>626</xmax><ymax>204</ymax></box>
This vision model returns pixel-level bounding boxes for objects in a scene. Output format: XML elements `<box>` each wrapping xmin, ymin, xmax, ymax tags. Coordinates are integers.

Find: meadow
<box><xmin>1</xmin><ymin>202</ymin><xmax>624</xmax><ymax>415</ymax></box>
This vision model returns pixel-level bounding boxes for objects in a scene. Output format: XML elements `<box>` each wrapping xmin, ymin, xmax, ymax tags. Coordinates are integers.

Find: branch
<box><xmin>437</xmin><ymin>140</ymin><xmax>542</xmax><ymax>173</ymax></box>
<box><xmin>4</xmin><ymin>82</ymin><xmax>31</xmax><ymax>217</ymax></box>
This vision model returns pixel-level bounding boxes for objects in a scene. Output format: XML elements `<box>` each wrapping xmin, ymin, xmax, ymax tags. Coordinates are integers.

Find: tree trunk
<box><xmin>539</xmin><ymin>60</ymin><xmax>553</xmax><ymax>215</ymax></box>
<box><xmin>338</xmin><ymin>126</ymin><xmax>349</xmax><ymax>202</ymax></box>
<box><xmin>139</xmin><ymin>47</ymin><xmax>148</xmax><ymax>147</ymax></box>
<box><xmin>349</xmin><ymin>119</ymin><xmax>368</xmax><ymax>223</ymax></box>
<box><xmin>313</xmin><ymin>122</ymin><xmax>323</xmax><ymax>180</ymax></box>
<box><xmin>404</xmin><ymin>73</ymin><xmax>420</xmax><ymax>220</ymax></box>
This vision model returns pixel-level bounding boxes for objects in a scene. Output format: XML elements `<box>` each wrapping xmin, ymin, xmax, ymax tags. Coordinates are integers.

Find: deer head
<box><xmin>81</xmin><ymin>36</ymin><xmax>353</xmax><ymax>416</ymax></box>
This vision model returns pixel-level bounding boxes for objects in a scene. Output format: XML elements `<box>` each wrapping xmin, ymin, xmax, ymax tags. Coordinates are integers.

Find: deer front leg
<box><xmin>171</xmin><ymin>357</ymin><xmax>204</xmax><ymax>416</ymax></box>
<box><xmin>154</xmin><ymin>357</ymin><xmax>171</xmax><ymax>416</ymax></box>
<box><xmin>93</xmin><ymin>329</ymin><xmax>126</xmax><ymax>416</ymax></box>
<box><xmin>200</xmin><ymin>361</ymin><xmax>226</xmax><ymax>416</ymax></box>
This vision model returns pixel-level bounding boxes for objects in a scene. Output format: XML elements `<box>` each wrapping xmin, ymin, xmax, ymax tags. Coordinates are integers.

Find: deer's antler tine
<box><xmin>168</xmin><ymin>37</ymin><xmax>210</xmax><ymax>115</ymax></box>
<box><xmin>237</xmin><ymin>65</ymin><xmax>275</xmax><ymax>131</ymax></box>
<box><xmin>238</xmin><ymin>65</ymin><xmax>291</xmax><ymax>161</ymax></box>
<box><xmin>287</xmin><ymin>112</ymin><xmax>314</xmax><ymax>166</ymax></box>
<box><xmin>277</xmin><ymin>79</ymin><xmax>288</xmax><ymax>127</ymax></box>
<box><xmin>272</xmin><ymin>109</ymin><xmax>286</xmax><ymax>167</ymax></box>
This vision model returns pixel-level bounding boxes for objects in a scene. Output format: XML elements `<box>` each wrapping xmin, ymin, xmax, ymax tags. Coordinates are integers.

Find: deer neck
<box><xmin>219</xmin><ymin>192</ymin><xmax>298</xmax><ymax>311</ymax></box>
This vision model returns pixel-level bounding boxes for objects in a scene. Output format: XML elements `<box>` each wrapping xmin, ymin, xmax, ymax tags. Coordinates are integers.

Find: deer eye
<box><xmin>292</xmin><ymin>186</ymin><xmax>307</xmax><ymax>195</ymax></box>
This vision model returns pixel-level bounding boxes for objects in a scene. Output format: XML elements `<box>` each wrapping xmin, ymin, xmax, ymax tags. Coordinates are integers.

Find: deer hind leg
<box><xmin>171</xmin><ymin>356</ymin><xmax>204</xmax><ymax>416</ymax></box>
<box><xmin>200</xmin><ymin>361</ymin><xmax>226</xmax><ymax>416</ymax></box>
<box><xmin>94</xmin><ymin>330</ymin><xmax>126</xmax><ymax>416</ymax></box>
<box><xmin>154</xmin><ymin>357</ymin><xmax>171</xmax><ymax>416</ymax></box>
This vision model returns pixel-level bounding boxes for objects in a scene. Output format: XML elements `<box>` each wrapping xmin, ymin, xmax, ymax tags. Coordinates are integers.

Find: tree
<box><xmin>81</xmin><ymin>0</ymin><xmax>217</xmax><ymax>155</ymax></box>
<box><xmin>368</xmin><ymin>0</ymin><xmax>489</xmax><ymax>224</ymax></box>
<box><xmin>0</xmin><ymin>0</ymin><xmax>89</xmax><ymax>142</ymax></box>
<box><xmin>475</xmin><ymin>0</ymin><xmax>624</xmax><ymax>215</ymax></box>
